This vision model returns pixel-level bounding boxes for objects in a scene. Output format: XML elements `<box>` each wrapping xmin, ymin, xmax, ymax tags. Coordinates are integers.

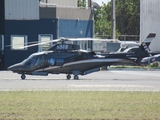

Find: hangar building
<box><xmin>140</xmin><ymin>0</ymin><xmax>160</xmax><ymax>52</ymax></box>
<box><xmin>0</xmin><ymin>0</ymin><xmax>94</xmax><ymax>69</ymax></box>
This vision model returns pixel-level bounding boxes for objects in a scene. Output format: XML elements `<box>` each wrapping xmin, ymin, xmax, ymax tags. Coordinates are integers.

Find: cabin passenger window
<box><xmin>11</xmin><ymin>35</ymin><xmax>27</xmax><ymax>50</ymax></box>
<box><xmin>38</xmin><ymin>34</ymin><xmax>53</xmax><ymax>51</ymax></box>
<box><xmin>48</xmin><ymin>58</ymin><xmax>55</xmax><ymax>66</ymax></box>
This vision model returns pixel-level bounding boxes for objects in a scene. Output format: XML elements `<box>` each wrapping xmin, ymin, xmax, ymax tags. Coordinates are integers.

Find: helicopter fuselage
<box><xmin>7</xmin><ymin>33</ymin><xmax>156</xmax><ymax>80</ymax></box>
<box><xmin>8</xmin><ymin>50</ymin><xmax>128</xmax><ymax>79</ymax></box>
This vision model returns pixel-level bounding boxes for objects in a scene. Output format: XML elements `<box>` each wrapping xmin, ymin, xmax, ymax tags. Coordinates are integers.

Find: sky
<box><xmin>92</xmin><ymin>0</ymin><xmax>111</xmax><ymax>6</ymax></box>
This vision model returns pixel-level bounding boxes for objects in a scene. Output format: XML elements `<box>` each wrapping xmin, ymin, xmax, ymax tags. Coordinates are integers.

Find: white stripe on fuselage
<box><xmin>63</xmin><ymin>58</ymin><xmax>125</xmax><ymax>67</ymax></box>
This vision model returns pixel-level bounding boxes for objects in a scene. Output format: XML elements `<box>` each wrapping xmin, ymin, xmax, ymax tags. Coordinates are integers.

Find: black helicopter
<box><xmin>8</xmin><ymin>33</ymin><xmax>156</xmax><ymax>80</ymax></box>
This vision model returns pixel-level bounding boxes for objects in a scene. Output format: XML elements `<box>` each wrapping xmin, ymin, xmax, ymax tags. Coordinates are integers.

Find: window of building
<box><xmin>38</xmin><ymin>34</ymin><xmax>53</xmax><ymax>51</ymax></box>
<box><xmin>0</xmin><ymin>35</ymin><xmax>4</xmax><ymax>51</ymax></box>
<box><xmin>11</xmin><ymin>35</ymin><xmax>27</xmax><ymax>50</ymax></box>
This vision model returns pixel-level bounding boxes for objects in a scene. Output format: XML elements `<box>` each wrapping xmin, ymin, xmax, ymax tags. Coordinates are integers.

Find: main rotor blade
<box><xmin>5</xmin><ymin>41</ymin><xmax>39</xmax><ymax>47</ymax></box>
<box><xmin>68</xmin><ymin>38</ymin><xmax>120</xmax><ymax>42</ymax></box>
<box><xmin>15</xmin><ymin>37</ymin><xmax>119</xmax><ymax>49</ymax></box>
<box><xmin>19</xmin><ymin>39</ymin><xmax>61</xmax><ymax>49</ymax></box>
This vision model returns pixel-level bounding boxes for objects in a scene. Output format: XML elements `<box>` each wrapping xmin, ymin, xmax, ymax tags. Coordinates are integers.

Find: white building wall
<box><xmin>5</xmin><ymin>0</ymin><xmax>39</xmax><ymax>20</ymax></box>
<box><xmin>140</xmin><ymin>0</ymin><xmax>160</xmax><ymax>51</ymax></box>
<box><xmin>42</xmin><ymin>0</ymin><xmax>78</xmax><ymax>7</ymax></box>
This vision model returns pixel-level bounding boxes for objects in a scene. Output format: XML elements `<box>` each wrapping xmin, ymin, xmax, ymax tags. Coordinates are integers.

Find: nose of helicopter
<box><xmin>8</xmin><ymin>63</ymin><xmax>23</xmax><ymax>72</ymax></box>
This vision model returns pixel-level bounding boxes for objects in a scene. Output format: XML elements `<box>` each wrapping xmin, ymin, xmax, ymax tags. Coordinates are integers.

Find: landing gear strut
<box><xmin>66</xmin><ymin>74</ymin><xmax>71</xmax><ymax>80</ymax></box>
<box><xmin>21</xmin><ymin>74</ymin><xmax>26</xmax><ymax>80</ymax></box>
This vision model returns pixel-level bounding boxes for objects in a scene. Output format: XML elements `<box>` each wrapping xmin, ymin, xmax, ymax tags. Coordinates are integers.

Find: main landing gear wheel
<box><xmin>66</xmin><ymin>74</ymin><xmax>71</xmax><ymax>80</ymax></box>
<box><xmin>74</xmin><ymin>75</ymin><xmax>79</xmax><ymax>80</ymax></box>
<box><xmin>21</xmin><ymin>74</ymin><xmax>26</xmax><ymax>80</ymax></box>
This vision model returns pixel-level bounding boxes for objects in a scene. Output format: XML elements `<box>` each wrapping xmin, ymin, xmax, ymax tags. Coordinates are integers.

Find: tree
<box><xmin>94</xmin><ymin>2</ymin><xmax>120</xmax><ymax>38</ymax></box>
<box><xmin>94</xmin><ymin>3</ymin><xmax>112</xmax><ymax>36</ymax></box>
<box><xmin>115</xmin><ymin>0</ymin><xmax>140</xmax><ymax>35</ymax></box>
<box><xmin>94</xmin><ymin>0</ymin><xmax>140</xmax><ymax>38</ymax></box>
<box><xmin>77</xmin><ymin>0</ymin><xmax>86</xmax><ymax>8</ymax></box>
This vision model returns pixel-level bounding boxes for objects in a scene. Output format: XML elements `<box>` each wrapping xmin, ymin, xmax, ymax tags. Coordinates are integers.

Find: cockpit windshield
<box><xmin>22</xmin><ymin>54</ymin><xmax>45</xmax><ymax>67</ymax></box>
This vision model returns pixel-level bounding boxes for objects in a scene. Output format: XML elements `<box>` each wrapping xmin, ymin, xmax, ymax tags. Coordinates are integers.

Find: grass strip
<box><xmin>0</xmin><ymin>91</ymin><xmax>160</xmax><ymax>119</ymax></box>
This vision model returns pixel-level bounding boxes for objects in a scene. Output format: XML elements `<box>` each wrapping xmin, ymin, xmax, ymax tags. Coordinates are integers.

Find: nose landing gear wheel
<box><xmin>74</xmin><ymin>75</ymin><xmax>79</xmax><ymax>80</ymax></box>
<box><xmin>66</xmin><ymin>74</ymin><xmax>71</xmax><ymax>80</ymax></box>
<box><xmin>21</xmin><ymin>74</ymin><xmax>26</xmax><ymax>80</ymax></box>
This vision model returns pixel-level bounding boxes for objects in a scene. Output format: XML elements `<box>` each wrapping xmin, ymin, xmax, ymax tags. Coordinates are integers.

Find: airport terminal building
<box><xmin>0</xmin><ymin>0</ymin><xmax>94</xmax><ymax>69</ymax></box>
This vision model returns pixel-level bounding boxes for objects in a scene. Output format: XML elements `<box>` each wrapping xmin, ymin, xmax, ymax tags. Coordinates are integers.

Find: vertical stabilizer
<box><xmin>142</xmin><ymin>33</ymin><xmax>156</xmax><ymax>53</ymax></box>
<box><xmin>135</xmin><ymin>33</ymin><xmax>156</xmax><ymax>62</ymax></box>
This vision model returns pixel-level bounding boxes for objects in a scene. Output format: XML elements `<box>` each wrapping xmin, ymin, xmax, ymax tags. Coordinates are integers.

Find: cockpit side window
<box><xmin>24</xmin><ymin>56</ymin><xmax>37</xmax><ymax>67</ymax></box>
<box><xmin>24</xmin><ymin>55</ymin><xmax>45</xmax><ymax>67</ymax></box>
<box><xmin>35</xmin><ymin>56</ymin><xmax>45</xmax><ymax>66</ymax></box>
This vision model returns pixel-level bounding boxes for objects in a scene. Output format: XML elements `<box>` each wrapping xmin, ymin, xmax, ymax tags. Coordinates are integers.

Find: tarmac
<box><xmin>0</xmin><ymin>69</ymin><xmax>160</xmax><ymax>91</ymax></box>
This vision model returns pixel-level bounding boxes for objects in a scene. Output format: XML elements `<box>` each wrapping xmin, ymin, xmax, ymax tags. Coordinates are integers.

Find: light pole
<box><xmin>111</xmin><ymin>0</ymin><xmax>116</xmax><ymax>39</ymax></box>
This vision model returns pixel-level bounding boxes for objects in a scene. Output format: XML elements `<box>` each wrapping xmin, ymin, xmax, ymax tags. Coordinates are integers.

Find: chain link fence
<box><xmin>95</xmin><ymin>34</ymin><xmax>140</xmax><ymax>41</ymax></box>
